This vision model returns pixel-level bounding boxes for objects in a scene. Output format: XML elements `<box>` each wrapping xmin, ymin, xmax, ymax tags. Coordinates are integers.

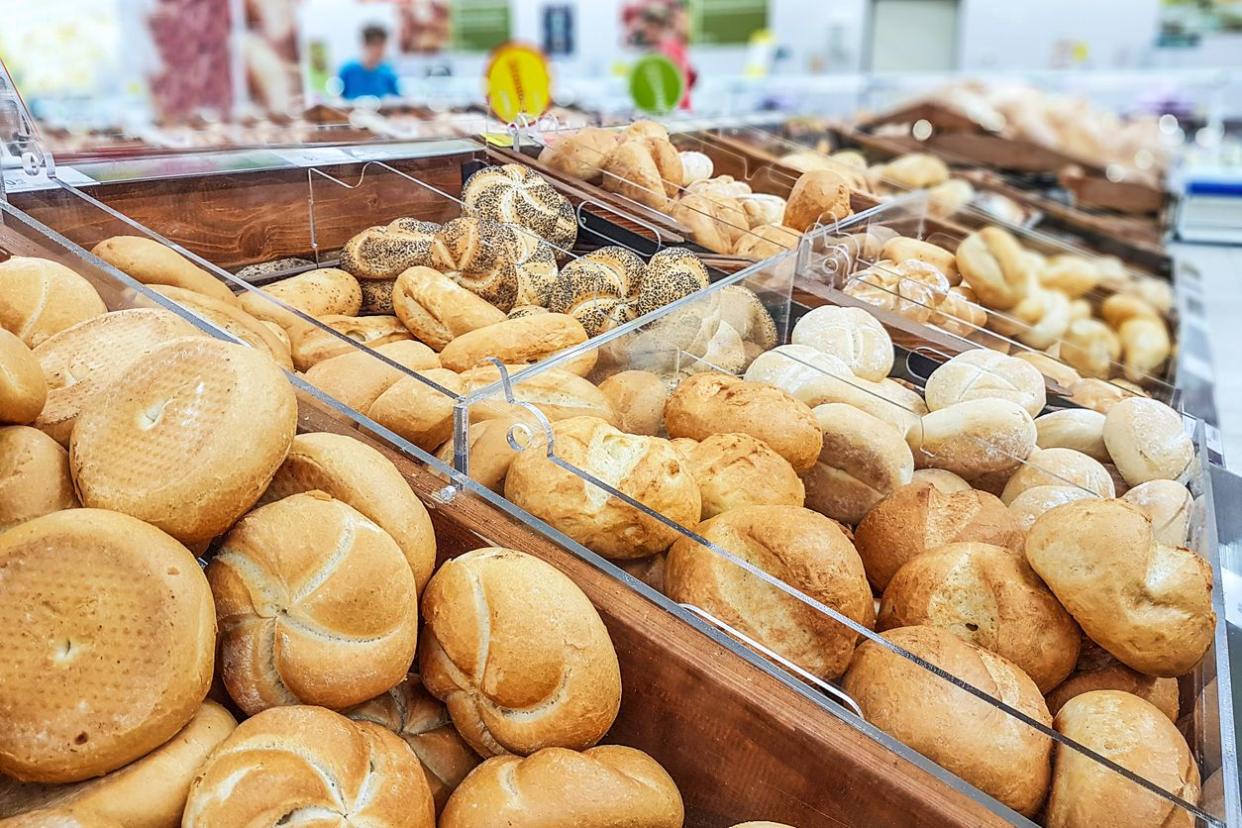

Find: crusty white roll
<box><xmin>1006</xmin><ymin>485</ymin><xmax>1095</xmax><ymax>531</ymax></box>
<box><xmin>1060</xmin><ymin>318</ymin><xmax>1121</xmax><ymax>380</ymax></box>
<box><xmin>790</xmin><ymin>305</ymin><xmax>894</xmax><ymax>381</ymax></box>
<box><xmin>69</xmin><ymin>338</ymin><xmax>297</xmax><ymax>544</ymax></box>
<box><xmin>881</xmin><ymin>152</ymin><xmax>951</xmax><ymax>188</ymax></box>
<box><xmin>1035</xmin><ymin>408</ymin><xmax>1109</xmax><ymax>462</ymax></box>
<box><xmin>842</xmin><ymin>625</ymin><xmax>1053</xmax><ymax>817</ymax></box>
<box><xmin>434</xmin><ymin>414</ymin><xmax>530</xmax><ymax>493</ymax></box>
<box><xmin>439</xmin><ymin>746</ymin><xmax>684</xmax><ymax>828</ymax></box>
<box><xmin>597</xmin><ymin>370</ymin><xmax>668</xmax><ymax>437</ymax></box>
<box><xmin>290</xmin><ymin>314</ymin><xmax>413</xmax><ymax>371</ymax></box>
<box><xmin>504</xmin><ymin>416</ymin><xmax>700</xmax><ymax>559</ymax></box>
<box><xmin>91</xmin><ymin>236</ymin><xmax>237</xmax><ymax>305</ymax></box>
<box><xmin>149</xmin><ymin>284</ymin><xmax>292</xmax><ymax>369</ymax></box>
<box><xmin>667</xmin><ymin>506</ymin><xmax>874</xmax><ymax>680</ymax></box>
<box><xmin>1026</xmin><ymin>499</ymin><xmax>1214</xmax><ymax>677</ymax></box>
<box><xmin>459</xmin><ymin>364</ymin><xmax>616</xmax><ymax>426</ymax></box>
<box><xmin>1120</xmin><ymin>479</ymin><xmax>1192</xmax><ymax>546</ymax></box>
<box><xmin>1103</xmin><ymin>397</ymin><xmax>1193</xmax><ymax>486</ymax></box>
<box><xmin>1000</xmin><ymin>447</ymin><xmax>1115</xmax><ymax>505</ymax></box>
<box><xmin>909</xmin><ymin>398</ymin><xmax>1037</xmax><ymax>479</ymax></box>
<box><xmin>1118</xmin><ymin>316</ymin><xmax>1171</xmax><ymax>383</ymax></box>
<box><xmin>1015</xmin><ymin>351</ymin><xmax>1082</xmax><ymax>391</ymax></box>
<box><xmin>924</xmin><ymin>349</ymin><xmax>1046</xmax><ymax>417</ymax></box>
<box><xmin>392</xmin><ymin>266</ymin><xmax>507</xmax><ymax>351</ymax></box>
<box><xmin>237</xmin><ymin>266</ymin><xmax>362</xmax><ymax>334</ymax></box>
<box><xmin>784</xmin><ymin>169</ymin><xmax>854</xmax><ymax>232</ymax></box>
<box><xmin>0</xmin><ymin>426</ymin><xmax>78</xmax><ymax>532</ymax></box>
<box><xmin>420</xmin><ymin>548</ymin><xmax>621</xmax><ymax>756</ymax></box>
<box><xmin>367</xmin><ymin>368</ymin><xmax>464</xmax><ymax>452</ymax></box>
<box><xmin>880</xmin><ymin>237</ymin><xmax>959</xmax><ymax>285</ymax></box>
<box><xmin>1068</xmin><ymin>377</ymin><xmax>1139</xmax><ymax>414</ymax></box>
<box><xmin>1039</xmin><ymin>255</ymin><xmax>1099</xmax><ymax>299</ymax></box>
<box><xmin>0</xmin><ymin>329</ymin><xmax>46</xmax><ymax>425</ymax></box>
<box><xmin>683</xmin><ymin>432</ymin><xmax>805</xmax><ymax>519</ymax></box>
<box><xmin>438</xmin><ymin>313</ymin><xmax>593</xmax><ymax>375</ymax></box>
<box><xmin>804</xmin><ymin>403</ymin><xmax>913</xmax><ymax>525</ymax></box>
<box><xmin>303</xmin><ymin>339</ymin><xmax>440</xmax><ymax>413</ymax></box>
<box><xmin>0</xmin><ymin>257</ymin><xmax>106</xmax><ymax>347</ymax></box>
<box><xmin>183</xmin><ymin>705</ymin><xmax>434</xmax><ymax>828</ymax></box>
<box><xmin>1044</xmin><ymin>641</ymin><xmax>1179</xmax><ymax>722</ymax></box>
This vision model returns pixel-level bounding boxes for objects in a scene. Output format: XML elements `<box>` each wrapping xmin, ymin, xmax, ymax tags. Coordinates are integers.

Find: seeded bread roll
<box><xmin>804</xmin><ymin>403</ymin><xmax>914</xmax><ymax>526</ymax></box>
<box><xmin>1103</xmin><ymin>397</ymin><xmax>1193</xmax><ymax>486</ymax></box>
<box><xmin>634</xmin><ymin>248</ymin><xmax>710</xmax><ymax>319</ymax></box>
<box><xmin>0</xmin><ymin>257</ymin><xmax>106</xmax><ymax>347</ymax></box>
<box><xmin>429</xmin><ymin>217</ymin><xmax>520</xmax><ymax>311</ymax></box>
<box><xmin>303</xmin><ymin>339</ymin><xmax>440</xmax><ymax>413</ymax></box>
<box><xmin>339</xmin><ymin>219</ymin><xmax>439</xmax><ymax>280</ymax></box>
<box><xmin>666</xmin><ymin>506</ymin><xmax>874</xmax><ymax>679</ymax></box>
<box><xmin>925</xmin><ymin>349</ymin><xmax>1047</xmax><ymax>417</ymax></box>
<box><xmin>236</xmin><ymin>267</ymin><xmax>362</xmax><ymax>334</ymax></box>
<box><xmin>1000</xmin><ymin>447</ymin><xmax>1115</xmax><ymax>505</ymax></box>
<box><xmin>910</xmin><ymin>398</ymin><xmax>1038</xmax><ymax>479</ymax></box>
<box><xmin>149</xmin><ymin>285</ymin><xmax>293</xmax><ymax>369</ymax></box>
<box><xmin>91</xmin><ymin>236</ymin><xmax>237</xmax><ymax>305</ymax></box>
<box><xmin>290</xmin><ymin>314</ymin><xmax>413</xmax><ymax>371</ymax></box>
<box><xmin>392</xmin><ymin>266</ymin><xmax>507</xmax><ymax>350</ymax></box>
<box><xmin>955</xmin><ymin>226</ymin><xmax>1034</xmax><ymax>310</ymax></box>
<box><xmin>0</xmin><ymin>329</ymin><xmax>47</xmax><ymax>425</ymax></box>
<box><xmin>684</xmin><ymin>432</ymin><xmax>805</xmax><ymax>519</ymax></box>
<box><xmin>1034</xmin><ymin>408</ymin><xmax>1109</xmax><ymax>461</ymax></box>
<box><xmin>421</xmin><ymin>548</ymin><xmax>621</xmax><ymax>756</ymax></box>
<box><xmin>784</xmin><ymin>169</ymin><xmax>854</xmax><ymax>232</ymax></box>
<box><xmin>359</xmin><ymin>277</ymin><xmax>395</xmax><ymax>314</ymax></box>
<box><xmin>462</xmin><ymin>163</ymin><xmax>577</xmax><ymax>251</ymax></box>
<box><xmin>1120</xmin><ymin>479</ymin><xmax>1192</xmax><ymax>546</ymax></box>
<box><xmin>842</xmin><ymin>626</ymin><xmax>1053</xmax><ymax>817</ymax></box>
<box><xmin>505</xmin><ymin>416</ymin><xmax>700</xmax><ymax>559</ymax></box>
<box><xmin>1026</xmin><ymin>499</ymin><xmax>1214</xmax><ymax>677</ymax></box>
<box><xmin>790</xmin><ymin>305</ymin><xmax>894</xmax><ymax>381</ymax></box>
<box><xmin>597</xmin><ymin>370</ymin><xmax>669</xmax><ymax>436</ymax></box>
<box><xmin>0</xmin><ymin>426</ymin><xmax>79</xmax><ymax>532</ymax></box>
<box><xmin>549</xmin><ymin>247</ymin><xmax>643</xmax><ymax>336</ymax></box>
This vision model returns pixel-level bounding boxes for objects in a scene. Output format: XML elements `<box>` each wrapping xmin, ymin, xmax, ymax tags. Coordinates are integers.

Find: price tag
<box><xmin>485</xmin><ymin>42</ymin><xmax>552</xmax><ymax>123</ymax></box>
<box><xmin>274</xmin><ymin>147</ymin><xmax>353</xmax><ymax>168</ymax></box>
<box><xmin>628</xmin><ymin>54</ymin><xmax>684</xmax><ymax>115</ymax></box>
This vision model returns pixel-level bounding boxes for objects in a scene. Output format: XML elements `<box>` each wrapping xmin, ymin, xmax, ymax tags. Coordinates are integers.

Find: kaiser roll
<box><xmin>439</xmin><ymin>746</ymin><xmax>684</xmax><ymax>828</ymax></box>
<box><xmin>0</xmin><ymin>426</ymin><xmax>78</xmax><ymax>532</ymax></box>
<box><xmin>790</xmin><ymin>305</ymin><xmax>894</xmax><ymax>381</ymax></box>
<box><xmin>504</xmin><ymin>416</ymin><xmax>700</xmax><ymax>559</ymax></box>
<box><xmin>0</xmin><ymin>509</ymin><xmax>214</xmax><ymax>783</ymax></box>
<box><xmin>91</xmin><ymin>236</ymin><xmax>237</xmax><ymax>305</ymax></box>
<box><xmin>392</xmin><ymin>266</ymin><xmax>507</xmax><ymax>351</ymax></box>
<box><xmin>303</xmin><ymin>338</ymin><xmax>440</xmax><ymax>413</ymax></box>
<box><xmin>597</xmin><ymin>370</ymin><xmax>669</xmax><ymax>436</ymax></box>
<box><xmin>1045</xmin><ymin>641</ymin><xmax>1179</xmax><ymax>722</ymax></box>
<box><xmin>182</xmin><ymin>705</ymin><xmax>434</xmax><ymax>828</ymax></box>
<box><xmin>0</xmin><ymin>329</ymin><xmax>46</xmax><ymax>425</ymax></box>
<box><xmin>339</xmin><ymin>219</ymin><xmax>438</xmax><ymax>281</ymax></box>
<box><xmin>1026</xmin><ymin>499</ymin><xmax>1213</xmax><ymax>677</ymax></box>
<box><xmin>1000</xmin><ymin>447</ymin><xmax>1115</xmax><ymax>505</ymax></box>
<box><xmin>924</xmin><ymin>349</ymin><xmax>1047</xmax><ymax>417</ymax></box>
<box><xmin>70</xmin><ymin>338</ymin><xmax>297</xmax><ymax>544</ymax></box>
<box><xmin>666</xmin><ymin>506</ymin><xmax>874</xmax><ymax>680</ymax></box>
<box><xmin>841</xmin><ymin>625</ymin><xmax>1053</xmax><ymax>817</ymax></box>
<box><xmin>0</xmin><ymin>257</ymin><xmax>106</xmax><ymax>347</ymax></box>
<box><xmin>461</xmin><ymin>163</ymin><xmax>577</xmax><ymax>251</ymax></box>
<box><xmin>1120</xmin><ymin>479</ymin><xmax>1192</xmax><ymax>546</ymax></box>
<box><xmin>420</xmin><ymin>548</ymin><xmax>621</xmax><ymax>756</ymax></box>
<box><xmin>208</xmin><ymin>491</ymin><xmax>419</xmax><ymax>714</ymax></box>
<box><xmin>784</xmin><ymin>169</ymin><xmax>854</xmax><ymax>232</ymax></box>
<box><xmin>909</xmin><ymin>398</ymin><xmax>1038</xmax><ymax>479</ymax></box>
<box><xmin>1035</xmin><ymin>408</ymin><xmax>1109</xmax><ymax>462</ymax></box>
<box><xmin>1103</xmin><ymin>397</ymin><xmax>1193</xmax><ymax>486</ymax></box>
<box><xmin>684</xmin><ymin>432</ymin><xmax>805</xmax><ymax>519</ymax></box>
<box><xmin>955</xmin><ymin>227</ymin><xmax>1035</xmax><ymax>310</ymax></box>
<box><xmin>1046</xmin><ymin>691</ymin><xmax>1199</xmax><ymax>828</ymax></box>
<box><xmin>854</xmin><ymin>481</ymin><xmax>1024</xmax><ymax>591</ymax></box>
<box><xmin>879</xmin><ymin>542</ymin><xmax>1080</xmax><ymax>692</ymax></box>
<box><xmin>804</xmin><ymin>403</ymin><xmax>914</xmax><ymax>525</ymax></box>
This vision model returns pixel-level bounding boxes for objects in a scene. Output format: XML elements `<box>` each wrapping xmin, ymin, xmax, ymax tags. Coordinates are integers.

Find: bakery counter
<box><xmin>0</xmin><ymin>199</ymin><xmax>1024</xmax><ymax>827</ymax></box>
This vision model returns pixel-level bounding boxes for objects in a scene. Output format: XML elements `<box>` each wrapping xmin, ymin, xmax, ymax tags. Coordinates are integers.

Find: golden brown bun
<box><xmin>439</xmin><ymin>313</ymin><xmax>592</xmax><ymax>375</ymax></box>
<box><xmin>842</xmin><ymin>625</ymin><xmax>1053</xmax><ymax>817</ymax></box>
<box><xmin>345</xmin><ymin>675</ymin><xmax>480</xmax><ymax>814</ymax></box>
<box><xmin>910</xmin><ymin>398</ymin><xmax>1038</xmax><ymax>479</ymax></box>
<box><xmin>0</xmin><ymin>426</ymin><xmax>78</xmax><ymax>532</ymax></box>
<box><xmin>1006</xmin><ymin>485</ymin><xmax>1095</xmax><ymax>531</ymax></box>
<box><xmin>208</xmin><ymin>491</ymin><xmax>419</xmax><ymax>714</ymax></box>
<box><xmin>879</xmin><ymin>542</ymin><xmax>1080</xmax><ymax>692</ymax></box>
<box><xmin>601</xmin><ymin>137</ymin><xmax>682</xmax><ymax>210</ymax></box>
<box><xmin>0</xmin><ymin>509</ymin><xmax>214</xmax><ymax>783</ymax></box>
<box><xmin>666</xmin><ymin>506</ymin><xmax>874</xmax><ymax>680</ymax></box>
<box><xmin>1034</xmin><ymin>408</ymin><xmax>1109</xmax><ymax>462</ymax></box>
<box><xmin>440</xmin><ymin>746</ymin><xmax>684</xmax><ymax>828</ymax></box>
<box><xmin>1060</xmin><ymin>318</ymin><xmax>1121</xmax><ymax>380</ymax></box>
<box><xmin>0</xmin><ymin>330</ymin><xmax>46</xmax><ymax>425</ymax></box>
<box><xmin>955</xmin><ymin>227</ymin><xmax>1034</xmax><ymax>310</ymax></box>
<box><xmin>910</xmin><ymin>467</ymin><xmax>972</xmax><ymax>493</ymax></box>
<box><xmin>1118</xmin><ymin>316</ymin><xmax>1171</xmax><ymax>383</ymax></box>
<box><xmin>804</xmin><ymin>403</ymin><xmax>914</xmax><ymax>526</ymax></box>
<box><xmin>459</xmin><ymin>364</ymin><xmax>617</xmax><ymax>426</ymax></box>
<box><xmin>790</xmin><ymin>305</ymin><xmax>894</xmax><ymax>382</ymax></box>
<box><xmin>303</xmin><ymin>339</ymin><xmax>440</xmax><ymax>413</ymax></box>
<box><xmin>1026</xmin><ymin>499</ymin><xmax>1213</xmax><ymax>677</ymax></box>
<box><xmin>854</xmin><ymin>481</ymin><xmax>1024</xmax><ymax>591</ymax></box>
<box><xmin>33</xmin><ymin>308</ymin><xmax>204</xmax><ymax>445</ymax></box>
<box><xmin>0</xmin><ymin>257</ymin><xmax>106</xmax><ymax>348</ymax></box>
<box><xmin>881</xmin><ymin>153</ymin><xmax>951</xmax><ymax>188</ymax></box>
<box><xmin>183</xmin><ymin>705</ymin><xmax>435</xmax><ymax>828</ymax></box>
<box><xmin>435</xmin><ymin>415</ymin><xmax>529</xmax><ymax>492</ymax></box>
<box><xmin>393</xmin><ymin>266</ymin><xmax>507</xmax><ymax>351</ymax></box>
<box><xmin>420</xmin><ymin>548</ymin><xmax>621</xmax><ymax>756</ymax></box>
<box><xmin>290</xmin><ymin>314</ymin><xmax>412</xmax><ymax>371</ymax></box>
<box><xmin>1014</xmin><ymin>351</ymin><xmax>1082</xmax><ymax>390</ymax></box>
<box><xmin>1068</xmin><ymin>377</ymin><xmax>1139</xmax><ymax>414</ymax></box>
<box><xmin>734</xmin><ymin>222</ymin><xmax>801</xmax><ymax>260</ymax></box>
<box><xmin>784</xmin><ymin>169</ymin><xmax>854</xmax><ymax>232</ymax></box>
<box><xmin>598</xmin><ymin>370</ymin><xmax>668</xmax><ymax>436</ymax></box>
<box><xmin>1000</xmin><ymin>447</ymin><xmax>1115</xmax><ymax>505</ymax></box>
<box><xmin>91</xmin><ymin>236</ymin><xmax>236</xmax><ymax>305</ymax></box>
<box><xmin>1120</xmin><ymin>479</ymin><xmax>1192</xmax><ymax>546</ymax></box>
<box><xmin>70</xmin><ymin>338</ymin><xmax>297</xmax><ymax>544</ymax></box>
<box><xmin>505</xmin><ymin>417</ymin><xmax>700</xmax><ymax>559</ymax></box>
<box><xmin>665</xmin><ymin>373</ymin><xmax>822</xmax><ymax>473</ymax></box>
<box><xmin>367</xmin><ymin>368</ymin><xmax>464</xmax><ymax>452</ymax></box>
<box><xmin>149</xmin><ymin>285</ymin><xmax>292</xmax><ymax>369</ymax></box>
<box><xmin>236</xmin><ymin>266</ymin><xmax>362</xmax><ymax>336</ymax></box>
<box><xmin>1046</xmin><ymin>691</ymin><xmax>1199</xmax><ymax>828</ymax></box>
<box><xmin>1044</xmin><ymin>641</ymin><xmax>1179</xmax><ymax>722</ymax></box>
<box><xmin>261</xmin><ymin>432</ymin><xmax>437</xmax><ymax>594</ymax></box>
<box><xmin>0</xmin><ymin>702</ymin><xmax>236</xmax><ymax>827</ymax></box>
<box><xmin>1103</xmin><ymin>397</ymin><xmax>1193</xmax><ymax>486</ymax></box>
<box><xmin>674</xmin><ymin>192</ymin><xmax>747</xmax><ymax>255</ymax></box>
<box><xmin>1039</xmin><ymin>255</ymin><xmax>1100</xmax><ymax>298</ymax></box>
<box><xmin>880</xmin><ymin>237</ymin><xmax>959</xmax><ymax>285</ymax></box>
<box><xmin>685</xmin><ymin>432</ymin><xmax>805</xmax><ymax>519</ymax></box>
<box><xmin>925</xmin><ymin>350</ymin><xmax>1047</xmax><ymax>417</ymax></box>
<box><xmin>538</xmin><ymin>127</ymin><xmax>623</xmax><ymax>183</ymax></box>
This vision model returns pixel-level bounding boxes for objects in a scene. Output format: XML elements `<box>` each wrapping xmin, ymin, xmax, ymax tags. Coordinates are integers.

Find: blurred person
<box><xmin>338</xmin><ymin>24</ymin><xmax>399</xmax><ymax>99</ymax></box>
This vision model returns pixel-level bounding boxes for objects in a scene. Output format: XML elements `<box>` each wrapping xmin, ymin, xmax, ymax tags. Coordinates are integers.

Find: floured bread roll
<box><xmin>791</xmin><ymin>305</ymin><xmax>894</xmax><ymax>381</ymax></box>
<box><xmin>420</xmin><ymin>548</ymin><xmax>621</xmax><ymax>756</ymax></box>
<box><xmin>462</xmin><ymin>163</ymin><xmax>577</xmax><ymax>251</ymax></box>
<box><xmin>679</xmin><ymin>150</ymin><xmax>714</xmax><ymax>185</ymax></box>
<box><xmin>0</xmin><ymin>256</ymin><xmax>106</xmax><ymax>347</ymax></box>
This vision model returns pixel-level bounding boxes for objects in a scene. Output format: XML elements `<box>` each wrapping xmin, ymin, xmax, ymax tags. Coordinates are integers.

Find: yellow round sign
<box><xmin>485</xmin><ymin>42</ymin><xmax>551</xmax><ymax>123</ymax></box>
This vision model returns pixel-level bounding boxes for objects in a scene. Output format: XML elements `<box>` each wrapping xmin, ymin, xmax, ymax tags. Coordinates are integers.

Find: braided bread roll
<box><xmin>420</xmin><ymin>548</ymin><xmax>621</xmax><ymax>757</ymax></box>
<box><xmin>439</xmin><ymin>746</ymin><xmax>684</xmax><ymax>828</ymax></box>
<box><xmin>505</xmin><ymin>225</ymin><xmax>561</xmax><ymax>308</ymax></box>
<box><xmin>956</xmin><ymin>227</ymin><xmax>1035</xmax><ymax>310</ymax></box>
<box><xmin>634</xmin><ymin>248</ymin><xmax>710</xmax><ymax>319</ymax></box>
<box><xmin>339</xmin><ymin>219</ymin><xmax>439</xmax><ymax>280</ymax></box>
<box><xmin>549</xmin><ymin>247</ymin><xmax>641</xmax><ymax>336</ymax></box>
<box><xmin>183</xmin><ymin>705</ymin><xmax>434</xmax><ymax>828</ymax></box>
<box><xmin>462</xmin><ymin>163</ymin><xmax>578</xmax><ymax>252</ymax></box>
<box><xmin>432</xmin><ymin>217</ymin><xmax>520</xmax><ymax>310</ymax></box>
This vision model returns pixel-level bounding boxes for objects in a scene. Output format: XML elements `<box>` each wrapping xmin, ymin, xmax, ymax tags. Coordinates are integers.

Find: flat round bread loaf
<box><xmin>70</xmin><ymin>338</ymin><xmax>297</xmax><ymax>544</ymax></box>
<box><xmin>0</xmin><ymin>509</ymin><xmax>215</xmax><ymax>783</ymax></box>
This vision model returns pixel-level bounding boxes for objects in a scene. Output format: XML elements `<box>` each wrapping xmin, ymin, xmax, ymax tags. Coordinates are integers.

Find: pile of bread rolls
<box><xmin>0</xmin><ymin>254</ymin><xmax>792</xmax><ymax>827</ymax></box>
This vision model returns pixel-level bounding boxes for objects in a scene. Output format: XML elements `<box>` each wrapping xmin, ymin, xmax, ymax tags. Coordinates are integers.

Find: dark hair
<box><xmin>362</xmin><ymin>25</ymin><xmax>388</xmax><ymax>45</ymax></box>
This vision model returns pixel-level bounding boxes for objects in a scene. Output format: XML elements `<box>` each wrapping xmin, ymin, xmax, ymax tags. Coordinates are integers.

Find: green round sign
<box><xmin>629</xmin><ymin>54</ymin><xmax>684</xmax><ymax>115</ymax></box>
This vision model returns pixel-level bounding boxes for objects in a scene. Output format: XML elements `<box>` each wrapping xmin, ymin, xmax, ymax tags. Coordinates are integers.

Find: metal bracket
<box><xmin>0</xmin><ymin>56</ymin><xmax>55</xmax><ymax>201</ymax></box>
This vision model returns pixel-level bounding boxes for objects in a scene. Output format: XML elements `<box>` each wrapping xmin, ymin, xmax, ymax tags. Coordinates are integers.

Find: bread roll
<box><xmin>345</xmin><ymin>675</ymin><xmax>479</xmax><ymax>813</ymax></box>
<box><xmin>665</xmin><ymin>373</ymin><xmax>822</xmax><ymax>473</ymax></box>
<box><xmin>1045</xmin><ymin>641</ymin><xmax>1178</xmax><ymax>722</ymax></box>
<box><xmin>0</xmin><ymin>329</ymin><xmax>45</xmax><ymax>425</ymax></box>
<box><xmin>438</xmin><ymin>313</ymin><xmax>592</xmax><ymax>375</ymax></box>
<box><xmin>910</xmin><ymin>467</ymin><xmax>971</xmax><ymax>493</ymax></box>
<box><xmin>440</xmin><ymin>746</ymin><xmax>684</xmax><ymax>828</ymax></box>
<box><xmin>0</xmin><ymin>702</ymin><xmax>235</xmax><ymax>827</ymax></box>
<box><xmin>1060</xmin><ymin>318</ymin><xmax>1121</xmax><ymax>379</ymax></box>
<box><xmin>1035</xmin><ymin>408</ymin><xmax>1108</xmax><ymax>461</ymax></box>
<box><xmin>1103</xmin><ymin>397</ymin><xmax>1193</xmax><ymax>486</ymax></box>
<box><xmin>804</xmin><ymin>403</ymin><xmax>913</xmax><ymax>525</ymax></box>
<box><xmin>459</xmin><ymin>363</ymin><xmax>615</xmax><ymax>425</ymax></box>
<box><xmin>1015</xmin><ymin>351</ymin><xmax>1081</xmax><ymax>390</ymax></box>
<box><xmin>739</xmin><ymin>192</ymin><xmax>787</xmax><ymax>229</ymax></box>
<box><xmin>1039</xmin><ymin>255</ymin><xmax>1099</xmax><ymax>298</ymax></box>
<box><xmin>421</xmin><ymin>548</ymin><xmax>621</xmax><ymax>756</ymax></box>
<box><xmin>462</xmin><ymin>163</ymin><xmax>577</xmax><ymax>251</ymax></box>
<box><xmin>291</xmin><ymin>314</ymin><xmax>413</xmax><ymax>371</ymax></box>
<box><xmin>340</xmin><ymin>219</ymin><xmax>438</xmax><ymax>281</ymax></box>
<box><xmin>209</xmin><ymin>492</ymin><xmax>418</xmax><ymax>714</ymax></box>
<box><xmin>303</xmin><ymin>338</ymin><xmax>440</xmax><ymax>412</ymax></box>
<box><xmin>435</xmin><ymin>415</ymin><xmax>528</xmax><ymax>492</ymax></box>
<box><xmin>674</xmin><ymin>192</ymin><xmax>747</xmax><ymax>255</ymax></box>
<box><xmin>928</xmin><ymin>178</ymin><xmax>975</xmax><ymax>219</ymax></box>
<box><xmin>1026</xmin><ymin>499</ymin><xmax>1213</xmax><ymax>677</ymax></box>
<box><xmin>1007</xmin><ymin>485</ymin><xmax>1095</xmax><ymax>530</ymax></box>
<box><xmin>955</xmin><ymin>227</ymin><xmax>1034</xmax><ymax>310</ymax></box>
<box><xmin>0</xmin><ymin>426</ymin><xmax>78</xmax><ymax>532</ymax></box>
<box><xmin>1120</xmin><ymin>479</ymin><xmax>1192</xmax><ymax>546</ymax></box>
<box><xmin>845</xmin><ymin>258</ymin><xmax>949</xmax><ymax>324</ymax></box>
<box><xmin>925</xmin><ymin>350</ymin><xmax>1046</xmax><ymax>417</ymax></box>
<box><xmin>633</xmin><ymin>248</ymin><xmax>711</xmax><ymax>320</ymax></box>
<box><xmin>910</xmin><ymin>398</ymin><xmax>1038</xmax><ymax>479</ymax></box>
<box><xmin>393</xmin><ymin>266</ymin><xmax>507</xmax><ymax>350</ymax></box>
<box><xmin>854</xmin><ymin>481</ymin><xmax>1023</xmax><ymax>591</ymax></box>
<box><xmin>598</xmin><ymin>370</ymin><xmax>668</xmax><ymax>436</ymax></box>
<box><xmin>882</xmin><ymin>152</ymin><xmax>951</xmax><ymax>188</ymax></box>
<box><xmin>0</xmin><ymin>257</ymin><xmax>106</xmax><ymax>347</ymax></box>
<box><xmin>880</xmin><ymin>237</ymin><xmax>959</xmax><ymax>285</ymax></box>
<box><xmin>1000</xmin><ymin>447</ymin><xmax>1115</xmax><ymax>505</ymax></box>
<box><xmin>365</xmin><ymin>368</ymin><xmax>463</xmax><ymax>451</ymax></box>
<box><xmin>183</xmin><ymin>705</ymin><xmax>434</xmax><ymax>828</ymax></box>
<box><xmin>784</xmin><ymin>169</ymin><xmax>854</xmax><ymax>232</ymax></box>
<box><xmin>548</xmin><ymin>246</ymin><xmax>642</xmax><ymax>327</ymax></box>
<box><xmin>601</xmin><ymin>136</ymin><xmax>682</xmax><ymax>210</ymax></box>
<box><xmin>1068</xmin><ymin>377</ymin><xmax>1137</xmax><ymax>413</ymax></box>
<box><xmin>790</xmin><ymin>305</ymin><xmax>894</xmax><ymax>381</ymax></box>
<box><xmin>1046</xmin><ymin>691</ymin><xmax>1199</xmax><ymax>828</ymax></box>
<box><xmin>91</xmin><ymin>236</ymin><xmax>236</xmax><ymax>304</ymax></box>
<box><xmin>538</xmin><ymin>127</ymin><xmax>622</xmax><ymax>183</ymax></box>
<box><xmin>880</xmin><ymin>542</ymin><xmax>1080</xmax><ymax>692</ymax></box>
<box><xmin>359</xmin><ymin>277</ymin><xmax>395</xmax><ymax>314</ymax></box>
<box><xmin>0</xmin><ymin>509</ymin><xmax>214</xmax><ymax>783</ymax></box>
<box><xmin>842</xmin><ymin>626</ymin><xmax>1053</xmax><ymax>817</ymax></box>
<box><xmin>734</xmin><ymin>222</ymin><xmax>801</xmax><ymax>260</ymax></box>
<box><xmin>261</xmin><ymin>432</ymin><xmax>437</xmax><ymax>594</ymax></box>
<box><xmin>1118</xmin><ymin>316</ymin><xmax>1171</xmax><ymax>383</ymax></box>
<box><xmin>504</xmin><ymin>417</ymin><xmax>700</xmax><ymax>559</ymax></box>
<box><xmin>237</xmin><ymin>266</ymin><xmax>362</xmax><ymax>333</ymax></box>
<box><xmin>70</xmin><ymin>338</ymin><xmax>297</xmax><ymax>544</ymax></box>
<box><xmin>149</xmin><ymin>285</ymin><xmax>293</xmax><ymax>369</ymax></box>
<box><xmin>667</xmin><ymin>506</ymin><xmax>874</xmax><ymax>679</ymax></box>
<box><xmin>33</xmin><ymin>308</ymin><xmax>204</xmax><ymax>445</ymax></box>
<box><xmin>684</xmin><ymin>432</ymin><xmax>805</xmax><ymax>519</ymax></box>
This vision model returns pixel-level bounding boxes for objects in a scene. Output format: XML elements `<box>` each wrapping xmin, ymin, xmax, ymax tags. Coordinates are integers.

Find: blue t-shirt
<box><xmin>338</xmin><ymin>61</ymin><xmax>399</xmax><ymax>99</ymax></box>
